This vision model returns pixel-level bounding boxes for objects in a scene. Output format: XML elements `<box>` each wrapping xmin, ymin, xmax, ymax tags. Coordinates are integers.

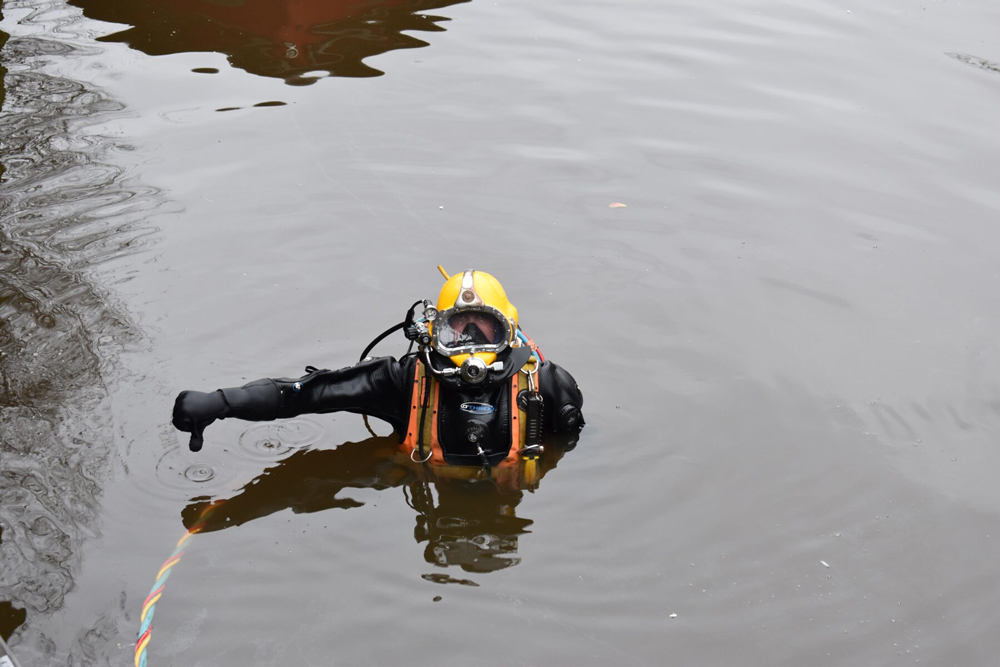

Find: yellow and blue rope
<box><xmin>135</xmin><ymin>501</ymin><xmax>224</xmax><ymax>667</ymax></box>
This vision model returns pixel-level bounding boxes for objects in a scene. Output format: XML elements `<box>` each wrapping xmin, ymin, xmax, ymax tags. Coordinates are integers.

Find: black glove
<box><xmin>172</xmin><ymin>390</ymin><xmax>230</xmax><ymax>452</ymax></box>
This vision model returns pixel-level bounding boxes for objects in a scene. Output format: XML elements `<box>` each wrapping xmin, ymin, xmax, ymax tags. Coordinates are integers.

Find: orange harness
<box><xmin>401</xmin><ymin>359</ymin><xmax>538</xmax><ymax>469</ymax></box>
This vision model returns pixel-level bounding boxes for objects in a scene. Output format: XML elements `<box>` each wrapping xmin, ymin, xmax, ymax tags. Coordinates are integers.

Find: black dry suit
<box><xmin>173</xmin><ymin>347</ymin><xmax>584</xmax><ymax>466</ymax></box>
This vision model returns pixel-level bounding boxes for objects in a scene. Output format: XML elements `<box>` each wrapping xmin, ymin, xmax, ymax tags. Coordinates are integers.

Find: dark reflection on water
<box><xmin>70</xmin><ymin>0</ymin><xmax>469</xmax><ymax>83</ymax></box>
<box><xmin>0</xmin><ymin>15</ymin><xmax>7</xmax><ymax>183</ymax></box>
<box><xmin>0</xmin><ymin>0</ymin><xmax>165</xmax><ymax>658</ymax></box>
<box><xmin>0</xmin><ymin>601</ymin><xmax>27</xmax><ymax>643</ymax></box>
<box><xmin>182</xmin><ymin>433</ymin><xmax>576</xmax><ymax>577</ymax></box>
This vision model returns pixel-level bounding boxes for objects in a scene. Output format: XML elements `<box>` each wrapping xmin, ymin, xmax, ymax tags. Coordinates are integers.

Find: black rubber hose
<box><xmin>358</xmin><ymin>322</ymin><xmax>405</xmax><ymax>362</ymax></box>
<box><xmin>358</xmin><ymin>300</ymin><xmax>424</xmax><ymax>362</ymax></box>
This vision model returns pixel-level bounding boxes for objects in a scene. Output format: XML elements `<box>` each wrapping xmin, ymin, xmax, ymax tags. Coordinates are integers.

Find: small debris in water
<box><xmin>946</xmin><ymin>53</ymin><xmax>1000</xmax><ymax>75</ymax></box>
<box><xmin>433</xmin><ymin>596</ymin><xmax>442</xmax><ymax>602</ymax></box>
<box><xmin>820</xmin><ymin>560</ymin><xmax>831</xmax><ymax>568</ymax></box>
<box><xmin>609</xmin><ymin>202</ymin><xmax>627</xmax><ymax>208</ymax></box>
<box><xmin>669</xmin><ymin>613</ymin><xmax>677</xmax><ymax>618</ymax></box>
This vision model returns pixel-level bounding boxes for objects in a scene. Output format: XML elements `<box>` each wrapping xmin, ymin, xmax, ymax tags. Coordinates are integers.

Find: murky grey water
<box><xmin>2</xmin><ymin>0</ymin><xmax>1000</xmax><ymax>664</ymax></box>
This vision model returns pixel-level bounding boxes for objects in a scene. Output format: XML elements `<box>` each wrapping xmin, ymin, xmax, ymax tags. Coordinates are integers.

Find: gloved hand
<box><xmin>172</xmin><ymin>390</ymin><xmax>230</xmax><ymax>452</ymax></box>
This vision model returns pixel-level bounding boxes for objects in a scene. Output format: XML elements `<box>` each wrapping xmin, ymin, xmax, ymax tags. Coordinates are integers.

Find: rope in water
<box><xmin>135</xmin><ymin>500</ymin><xmax>225</xmax><ymax>667</ymax></box>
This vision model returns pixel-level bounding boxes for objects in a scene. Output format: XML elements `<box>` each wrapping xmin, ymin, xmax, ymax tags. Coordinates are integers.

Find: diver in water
<box><xmin>172</xmin><ymin>268</ymin><xmax>584</xmax><ymax>475</ymax></box>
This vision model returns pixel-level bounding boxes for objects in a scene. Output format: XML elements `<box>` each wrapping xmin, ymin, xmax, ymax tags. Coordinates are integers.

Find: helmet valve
<box><xmin>465</xmin><ymin>422</ymin><xmax>492</xmax><ymax>469</ymax></box>
<box><xmin>458</xmin><ymin>270</ymin><xmax>484</xmax><ymax>307</ymax></box>
<box><xmin>460</xmin><ymin>356</ymin><xmax>488</xmax><ymax>384</ymax></box>
<box><xmin>465</xmin><ymin>421</ymin><xmax>489</xmax><ymax>443</ymax></box>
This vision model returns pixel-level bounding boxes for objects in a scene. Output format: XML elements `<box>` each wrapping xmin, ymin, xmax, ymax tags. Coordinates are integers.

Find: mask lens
<box><xmin>437</xmin><ymin>311</ymin><xmax>505</xmax><ymax>350</ymax></box>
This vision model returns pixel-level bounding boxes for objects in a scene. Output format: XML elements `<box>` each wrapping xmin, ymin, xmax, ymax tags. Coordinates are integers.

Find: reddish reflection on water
<box><xmin>70</xmin><ymin>0</ymin><xmax>469</xmax><ymax>82</ymax></box>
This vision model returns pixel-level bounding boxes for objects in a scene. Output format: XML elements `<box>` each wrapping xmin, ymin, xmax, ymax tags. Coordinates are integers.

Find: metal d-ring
<box><xmin>519</xmin><ymin>357</ymin><xmax>539</xmax><ymax>392</ymax></box>
<box><xmin>411</xmin><ymin>447</ymin><xmax>432</xmax><ymax>463</ymax></box>
<box><xmin>519</xmin><ymin>359</ymin><xmax>539</xmax><ymax>377</ymax></box>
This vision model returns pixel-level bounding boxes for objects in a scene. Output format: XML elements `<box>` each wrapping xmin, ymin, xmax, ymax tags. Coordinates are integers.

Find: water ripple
<box><xmin>150</xmin><ymin>446</ymin><xmax>242</xmax><ymax>501</ymax></box>
<box><xmin>0</xmin><ymin>0</ymin><xmax>168</xmax><ymax>661</ymax></box>
<box><xmin>237</xmin><ymin>418</ymin><xmax>326</xmax><ymax>462</ymax></box>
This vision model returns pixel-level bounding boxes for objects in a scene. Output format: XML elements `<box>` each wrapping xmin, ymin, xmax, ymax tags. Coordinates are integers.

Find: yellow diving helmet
<box><xmin>430</xmin><ymin>268</ymin><xmax>518</xmax><ymax>376</ymax></box>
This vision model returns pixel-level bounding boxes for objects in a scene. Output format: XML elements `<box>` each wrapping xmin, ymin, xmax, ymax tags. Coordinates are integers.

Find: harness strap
<box><xmin>402</xmin><ymin>358</ymin><xmax>537</xmax><ymax>472</ymax></box>
<box><xmin>404</xmin><ymin>363</ymin><xmax>426</xmax><ymax>458</ymax></box>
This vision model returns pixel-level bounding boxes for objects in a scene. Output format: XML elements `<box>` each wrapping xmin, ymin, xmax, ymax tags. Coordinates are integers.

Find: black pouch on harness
<box><xmin>518</xmin><ymin>390</ymin><xmax>544</xmax><ymax>448</ymax></box>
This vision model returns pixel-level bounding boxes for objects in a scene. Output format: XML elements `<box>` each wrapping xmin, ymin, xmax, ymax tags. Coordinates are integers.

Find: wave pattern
<box><xmin>0</xmin><ymin>1</ymin><xmax>165</xmax><ymax>660</ymax></box>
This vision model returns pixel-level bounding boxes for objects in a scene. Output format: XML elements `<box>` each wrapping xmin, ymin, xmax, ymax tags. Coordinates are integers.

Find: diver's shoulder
<box><xmin>537</xmin><ymin>359</ymin><xmax>585</xmax><ymax>430</ymax></box>
<box><xmin>538</xmin><ymin>359</ymin><xmax>580</xmax><ymax>386</ymax></box>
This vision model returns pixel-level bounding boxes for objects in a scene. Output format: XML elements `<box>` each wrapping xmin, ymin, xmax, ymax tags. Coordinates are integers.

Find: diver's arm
<box><xmin>538</xmin><ymin>360</ymin><xmax>585</xmax><ymax>432</ymax></box>
<box><xmin>173</xmin><ymin>356</ymin><xmax>413</xmax><ymax>451</ymax></box>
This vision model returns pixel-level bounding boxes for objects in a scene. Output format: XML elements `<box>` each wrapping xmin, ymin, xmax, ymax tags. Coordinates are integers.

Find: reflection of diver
<box><xmin>182</xmin><ymin>433</ymin><xmax>577</xmax><ymax>573</ymax></box>
<box><xmin>173</xmin><ymin>268</ymin><xmax>585</xmax><ymax>483</ymax></box>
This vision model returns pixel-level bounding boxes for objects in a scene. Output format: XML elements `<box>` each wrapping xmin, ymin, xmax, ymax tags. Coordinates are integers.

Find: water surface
<box><xmin>2</xmin><ymin>0</ymin><xmax>1000</xmax><ymax>664</ymax></box>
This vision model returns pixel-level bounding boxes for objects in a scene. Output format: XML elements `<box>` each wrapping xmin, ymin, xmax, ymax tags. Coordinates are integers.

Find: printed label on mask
<box><xmin>460</xmin><ymin>402</ymin><xmax>495</xmax><ymax>414</ymax></box>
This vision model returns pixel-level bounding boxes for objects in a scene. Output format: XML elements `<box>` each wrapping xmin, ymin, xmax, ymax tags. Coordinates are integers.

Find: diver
<box><xmin>172</xmin><ymin>268</ymin><xmax>584</xmax><ymax>475</ymax></box>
